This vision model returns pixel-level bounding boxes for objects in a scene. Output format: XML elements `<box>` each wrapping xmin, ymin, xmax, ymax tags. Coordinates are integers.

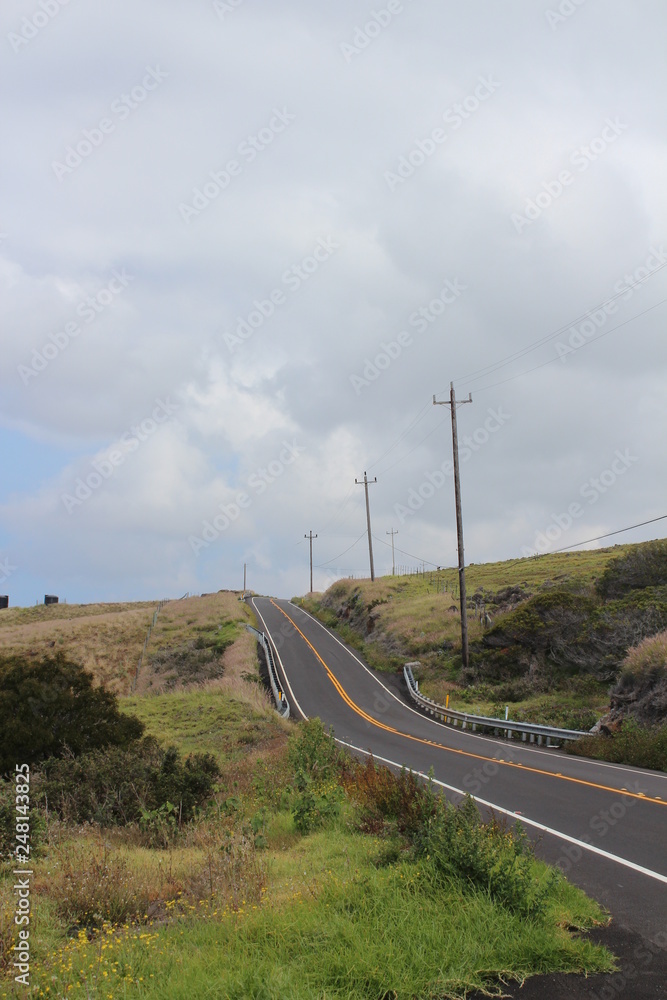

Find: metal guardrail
<box><xmin>247</xmin><ymin>625</ymin><xmax>290</xmax><ymax>719</ymax></box>
<box><xmin>403</xmin><ymin>664</ymin><xmax>590</xmax><ymax>747</ymax></box>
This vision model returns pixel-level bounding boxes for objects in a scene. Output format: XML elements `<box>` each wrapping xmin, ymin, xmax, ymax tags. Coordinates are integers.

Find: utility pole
<box><xmin>304</xmin><ymin>531</ymin><xmax>317</xmax><ymax>593</ymax></box>
<box><xmin>355</xmin><ymin>471</ymin><xmax>377</xmax><ymax>581</ymax></box>
<box><xmin>386</xmin><ymin>528</ymin><xmax>398</xmax><ymax>575</ymax></box>
<box><xmin>433</xmin><ymin>383</ymin><xmax>472</xmax><ymax>670</ymax></box>
<box><xmin>243</xmin><ymin>562</ymin><xmax>247</xmax><ymax>598</ymax></box>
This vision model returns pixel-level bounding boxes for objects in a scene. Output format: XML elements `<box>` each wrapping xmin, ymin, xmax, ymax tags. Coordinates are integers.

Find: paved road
<box><xmin>251</xmin><ymin>596</ymin><xmax>667</xmax><ymax>947</ymax></box>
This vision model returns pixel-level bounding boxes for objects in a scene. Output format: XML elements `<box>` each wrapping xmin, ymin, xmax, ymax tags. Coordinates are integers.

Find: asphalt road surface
<box><xmin>251</xmin><ymin>596</ymin><xmax>667</xmax><ymax>995</ymax></box>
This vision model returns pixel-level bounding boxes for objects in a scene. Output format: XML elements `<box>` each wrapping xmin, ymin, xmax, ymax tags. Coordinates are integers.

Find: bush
<box><xmin>341</xmin><ymin>756</ymin><xmax>437</xmax><ymax>836</ymax></box>
<box><xmin>0</xmin><ymin>654</ymin><xmax>144</xmax><ymax>775</ymax></box>
<box><xmin>482</xmin><ymin>587</ymin><xmax>667</xmax><ymax>679</ymax></box>
<box><xmin>36</xmin><ymin>737</ymin><xmax>219</xmax><ymax>829</ymax></box>
<box><xmin>566</xmin><ymin>721</ymin><xmax>667</xmax><ymax>771</ymax></box>
<box><xmin>287</xmin><ymin>717</ymin><xmax>342</xmax><ymax>789</ymax></box>
<box><xmin>596</xmin><ymin>540</ymin><xmax>667</xmax><ymax>599</ymax></box>
<box><xmin>292</xmin><ymin>780</ymin><xmax>342</xmax><ymax>835</ymax></box>
<box><xmin>623</xmin><ymin>629</ymin><xmax>667</xmax><ymax>676</ymax></box>
<box><xmin>51</xmin><ymin>847</ymin><xmax>152</xmax><ymax>929</ymax></box>
<box><xmin>415</xmin><ymin>797</ymin><xmax>557</xmax><ymax>920</ymax></box>
<box><xmin>611</xmin><ymin>631</ymin><xmax>667</xmax><ymax>726</ymax></box>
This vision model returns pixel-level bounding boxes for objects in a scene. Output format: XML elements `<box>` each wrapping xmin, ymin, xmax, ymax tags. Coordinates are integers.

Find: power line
<box><xmin>367</xmin><ymin>401</ymin><xmax>432</xmax><ymax>472</ymax></box>
<box><xmin>448</xmin><ymin>260</ymin><xmax>667</xmax><ymax>391</ymax></box>
<box><xmin>373</xmin><ymin>414</ymin><xmax>449</xmax><ymax>479</ymax></box>
<box><xmin>371</xmin><ymin>534</ymin><xmax>441</xmax><ymax>569</ymax></box>
<box><xmin>465</xmin><ymin>297</ymin><xmax>667</xmax><ymax>396</ymax></box>
<box><xmin>549</xmin><ymin>514</ymin><xmax>667</xmax><ymax>554</ymax></box>
<box><xmin>316</xmin><ymin>529</ymin><xmax>368</xmax><ymax>567</ymax></box>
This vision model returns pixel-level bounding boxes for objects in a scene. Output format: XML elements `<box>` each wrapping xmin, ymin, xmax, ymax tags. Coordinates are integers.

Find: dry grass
<box><xmin>0</xmin><ymin>591</ymin><xmax>257</xmax><ymax>697</ymax></box>
<box><xmin>0</xmin><ymin>604</ymin><xmax>155</xmax><ymax>694</ymax></box>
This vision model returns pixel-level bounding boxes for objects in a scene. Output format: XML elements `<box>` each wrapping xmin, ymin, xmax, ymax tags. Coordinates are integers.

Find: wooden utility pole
<box><xmin>355</xmin><ymin>472</ymin><xmax>377</xmax><ymax>581</ymax></box>
<box><xmin>243</xmin><ymin>562</ymin><xmax>247</xmax><ymax>598</ymax></box>
<box><xmin>304</xmin><ymin>531</ymin><xmax>317</xmax><ymax>593</ymax></box>
<box><xmin>433</xmin><ymin>383</ymin><xmax>472</xmax><ymax>670</ymax></box>
<box><xmin>386</xmin><ymin>528</ymin><xmax>398</xmax><ymax>575</ymax></box>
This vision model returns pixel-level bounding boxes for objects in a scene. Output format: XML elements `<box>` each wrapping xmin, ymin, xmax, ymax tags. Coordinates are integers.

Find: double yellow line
<box><xmin>270</xmin><ymin>600</ymin><xmax>666</xmax><ymax>808</ymax></box>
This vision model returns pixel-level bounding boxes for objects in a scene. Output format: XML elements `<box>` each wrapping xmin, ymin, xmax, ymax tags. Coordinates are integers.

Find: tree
<box><xmin>0</xmin><ymin>654</ymin><xmax>144</xmax><ymax>775</ymax></box>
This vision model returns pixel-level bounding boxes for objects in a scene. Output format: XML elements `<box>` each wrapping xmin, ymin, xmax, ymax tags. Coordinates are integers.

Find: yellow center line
<box><xmin>270</xmin><ymin>600</ymin><xmax>667</xmax><ymax>808</ymax></box>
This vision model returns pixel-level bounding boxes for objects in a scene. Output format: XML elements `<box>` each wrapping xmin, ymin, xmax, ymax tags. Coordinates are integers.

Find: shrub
<box><xmin>623</xmin><ymin>629</ymin><xmax>667</xmax><ymax>676</ymax></box>
<box><xmin>0</xmin><ymin>654</ymin><xmax>144</xmax><ymax>775</ymax></box>
<box><xmin>611</xmin><ymin>631</ymin><xmax>667</xmax><ymax>726</ymax></box>
<box><xmin>416</xmin><ymin>797</ymin><xmax>557</xmax><ymax>919</ymax></box>
<box><xmin>51</xmin><ymin>847</ymin><xmax>152</xmax><ymax>929</ymax></box>
<box><xmin>341</xmin><ymin>756</ymin><xmax>437</xmax><ymax>836</ymax></box>
<box><xmin>596</xmin><ymin>540</ymin><xmax>667</xmax><ymax>599</ymax></box>
<box><xmin>292</xmin><ymin>780</ymin><xmax>342</xmax><ymax>835</ymax></box>
<box><xmin>36</xmin><ymin>737</ymin><xmax>219</xmax><ymax>829</ymax></box>
<box><xmin>566</xmin><ymin>721</ymin><xmax>667</xmax><ymax>771</ymax></box>
<box><xmin>287</xmin><ymin>717</ymin><xmax>342</xmax><ymax>789</ymax></box>
<box><xmin>482</xmin><ymin>587</ymin><xmax>667</xmax><ymax>679</ymax></box>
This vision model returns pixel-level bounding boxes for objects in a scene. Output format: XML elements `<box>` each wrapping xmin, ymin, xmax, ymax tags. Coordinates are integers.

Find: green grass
<box><xmin>418</xmin><ymin>676</ymin><xmax>608</xmax><ymax>731</ymax></box>
<box><xmin>15</xmin><ymin>822</ymin><xmax>614</xmax><ymax>1000</ymax></box>
<box><xmin>121</xmin><ymin>690</ymin><xmax>283</xmax><ymax>765</ymax></box>
<box><xmin>566</xmin><ymin>722</ymin><xmax>667</xmax><ymax>771</ymax></box>
<box><xmin>302</xmin><ymin>546</ymin><xmax>634</xmax><ymax>663</ymax></box>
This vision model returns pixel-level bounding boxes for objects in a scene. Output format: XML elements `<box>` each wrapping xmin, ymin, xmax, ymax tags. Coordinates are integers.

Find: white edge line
<box><xmin>251</xmin><ymin>598</ymin><xmax>308</xmax><ymax>721</ymax></box>
<box><xmin>336</xmin><ymin>738</ymin><xmax>667</xmax><ymax>886</ymax></box>
<box><xmin>288</xmin><ymin>601</ymin><xmax>667</xmax><ymax>782</ymax></box>
<box><xmin>252</xmin><ymin>599</ymin><xmax>667</xmax><ymax>885</ymax></box>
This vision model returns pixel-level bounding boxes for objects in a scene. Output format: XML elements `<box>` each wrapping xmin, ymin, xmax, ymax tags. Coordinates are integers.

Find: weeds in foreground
<box><xmin>0</xmin><ymin>717</ymin><xmax>615</xmax><ymax>999</ymax></box>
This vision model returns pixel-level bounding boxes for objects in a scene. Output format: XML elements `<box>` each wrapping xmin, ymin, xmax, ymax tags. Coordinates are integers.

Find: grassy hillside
<box><xmin>296</xmin><ymin>541</ymin><xmax>667</xmax><ymax>734</ymax></box>
<box><xmin>0</xmin><ymin>601</ymin><xmax>156</xmax><ymax>694</ymax></box>
<box><xmin>0</xmin><ymin>592</ymin><xmax>252</xmax><ymax>696</ymax></box>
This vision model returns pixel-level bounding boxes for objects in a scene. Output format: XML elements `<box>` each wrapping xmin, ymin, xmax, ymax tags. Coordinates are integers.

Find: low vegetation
<box><xmin>1</xmin><ymin>715</ymin><xmax>614</xmax><ymax>998</ymax></box>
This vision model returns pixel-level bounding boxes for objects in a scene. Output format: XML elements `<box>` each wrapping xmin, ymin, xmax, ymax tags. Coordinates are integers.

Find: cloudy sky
<box><xmin>1</xmin><ymin>0</ymin><xmax>666</xmax><ymax>605</ymax></box>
